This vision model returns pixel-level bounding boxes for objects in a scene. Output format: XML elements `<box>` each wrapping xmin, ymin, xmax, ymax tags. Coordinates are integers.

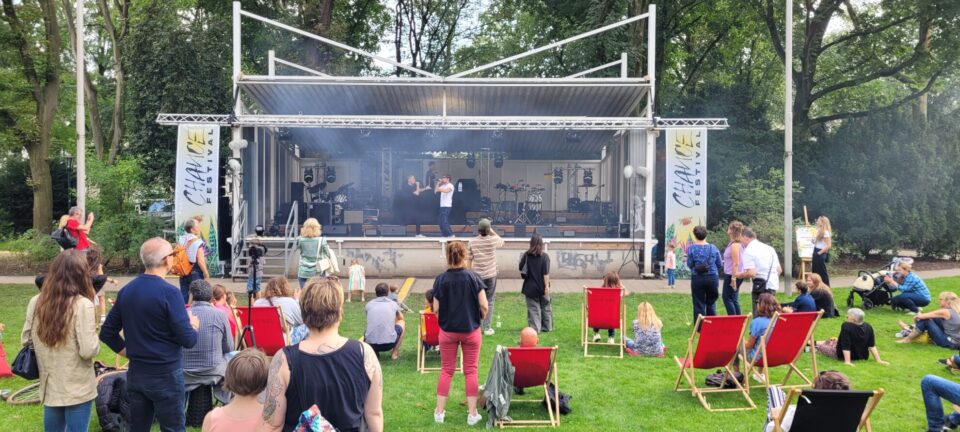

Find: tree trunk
<box><xmin>108</xmin><ymin>69</ymin><xmax>124</xmax><ymax>163</ymax></box>
<box><xmin>26</xmin><ymin>143</ymin><xmax>54</xmax><ymax>233</ymax></box>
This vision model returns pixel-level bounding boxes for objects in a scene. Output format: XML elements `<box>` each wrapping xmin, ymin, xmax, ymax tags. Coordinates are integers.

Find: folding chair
<box><xmin>674</xmin><ymin>315</ymin><xmax>755</xmax><ymax>411</ymax></box>
<box><xmin>229</xmin><ymin>306</ymin><xmax>243</xmax><ymax>348</ymax></box>
<box><xmin>581</xmin><ymin>287</ymin><xmax>625</xmax><ymax>358</ymax></box>
<box><xmin>771</xmin><ymin>388</ymin><xmax>884</xmax><ymax>432</ymax></box>
<box><xmin>496</xmin><ymin>346</ymin><xmax>560</xmax><ymax>428</ymax></box>
<box><xmin>747</xmin><ymin>311</ymin><xmax>823</xmax><ymax>389</ymax></box>
<box><xmin>236</xmin><ymin>305</ymin><xmax>291</xmax><ymax>356</ymax></box>
<box><xmin>417</xmin><ymin>312</ymin><xmax>462</xmax><ymax>373</ymax></box>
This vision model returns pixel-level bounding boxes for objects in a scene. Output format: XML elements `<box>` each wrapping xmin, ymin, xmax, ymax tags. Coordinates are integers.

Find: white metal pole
<box><xmin>784</xmin><ymin>0</ymin><xmax>794</xmax><ymax>293</ymax></box>
<box><xmin>643</xmin><ymin>130</ymin><xmax>655</xmax><ymax>276</ymax></box>
<box><xmin>647</xmin><ymin>4</ymin><xmax>656</xmax><ymax>120</ymax></box>
<box><xmin>267</xmin><ymin>50</ymin><xmax>275</xmax><ymax>77</ymax></box>
<box><xmin>233</xmin><ymin>1</ymin><xmax>241</xmax><ymax>114</ymax></box>
<box><xmin>76</xmin><ymin>0</ymin><xmax>86</xmax><ymax>218</ymax></box>
<box><xmin>620</xmin><ymin>52</ymin><xmax>628</xmax><ymax>78</ymax></box>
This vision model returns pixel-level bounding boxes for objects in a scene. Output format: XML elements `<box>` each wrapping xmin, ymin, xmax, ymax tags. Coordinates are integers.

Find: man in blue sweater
<box><xmin>101</xmin><ymin>237</ymin><xmax>200</xmax><ymax>432</ymax></box>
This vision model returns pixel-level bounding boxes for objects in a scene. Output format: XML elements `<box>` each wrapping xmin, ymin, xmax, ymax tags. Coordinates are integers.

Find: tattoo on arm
<box><xmin>262</xmin><ymin>351</ymin><xmax>286</xmax><ymax>422</ymax></box>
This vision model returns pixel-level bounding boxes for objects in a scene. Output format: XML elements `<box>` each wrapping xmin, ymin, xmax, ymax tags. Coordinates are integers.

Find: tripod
<box><xmin>237</xmin><ymin>247</ymin><xmax>262</xmax><ymax>348</ymax></box>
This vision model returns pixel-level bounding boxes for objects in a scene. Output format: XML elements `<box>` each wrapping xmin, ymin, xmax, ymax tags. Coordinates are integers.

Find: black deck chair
<box><xmin>772</xmin><ymin>388</ymin><xmax>884</xmax><ymax>432</ymax></box>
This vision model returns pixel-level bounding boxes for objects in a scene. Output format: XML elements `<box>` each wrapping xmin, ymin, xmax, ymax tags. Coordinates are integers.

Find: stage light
<box><xmin>623</xmin><ymin>165</ymin><xmax>634</xmax><ymax>179</ymax></box>
<box><xmin>325</xmin><ymin>166</ymin><xmax>336</xmax><ymax>184</ymax></box>
<box><xmin>583</xmin><ymin>169</ymin><xmax>593</xmax><ymax>186</ymax></box>
<box><xmin>303</xmin><ymin>168</ymin><xmax>314</xmax><ymax>183</ymax></box>
<box><xmin>466</xmin><ymin>153</ymin><xmax>476</xmax><ymax>168</ymax></box>
<box><xmin>494</xmin><ymin>154</ymin><xmax>504</xmax><ymax>168</ymax></box>
<box><xmin>553</xmin><ymin>168</ymin><xmax>563</xmax><ymax>184</ymax></box>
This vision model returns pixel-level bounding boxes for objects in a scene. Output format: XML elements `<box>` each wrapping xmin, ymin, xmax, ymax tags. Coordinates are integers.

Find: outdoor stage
<box><xmin>157</xmin><ymin>2</ymin><xmax>727</xmax><ymax>280</ymax></box>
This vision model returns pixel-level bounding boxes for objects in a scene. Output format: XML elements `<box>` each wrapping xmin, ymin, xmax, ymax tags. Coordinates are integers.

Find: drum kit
<box><xmin>493</xmin><ymin>181</ymin><xmax>544</xmax><ymax>224</ymax></box>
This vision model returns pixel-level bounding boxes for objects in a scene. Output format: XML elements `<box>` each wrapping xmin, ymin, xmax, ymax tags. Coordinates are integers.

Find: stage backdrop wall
<box><xmin>664</xmin><ymin>129</ymin><xmax>707</xmax><ymax>279</ymax></box>
<box><xmin>175</xmin><ymin>125</ymin><xmax>222</xmax><ymax>276</ymax></box>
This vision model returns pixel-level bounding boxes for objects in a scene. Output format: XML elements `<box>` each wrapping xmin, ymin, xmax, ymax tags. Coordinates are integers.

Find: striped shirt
<box><xmin>182</xmin><ymin>301</ymin><xmax>233</xmax><ymax>371</ymax></box>
<box><xmin>469</xmin><ymin>233</ymin><xmax>504</xmax><ymax>279</ymax></box>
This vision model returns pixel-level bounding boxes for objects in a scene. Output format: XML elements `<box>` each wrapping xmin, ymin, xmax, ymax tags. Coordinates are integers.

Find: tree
<box><xmin>1</xmin><ymin>0</ymin><xmax>62</xmax><ymax>232</ymax></box>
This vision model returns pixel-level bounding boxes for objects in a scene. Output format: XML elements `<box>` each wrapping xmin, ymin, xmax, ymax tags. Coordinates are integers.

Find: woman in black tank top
<box><xmin>258</xmin><ymin>278</ymin><xmax>384</xmax><ymax>432</ymax></box>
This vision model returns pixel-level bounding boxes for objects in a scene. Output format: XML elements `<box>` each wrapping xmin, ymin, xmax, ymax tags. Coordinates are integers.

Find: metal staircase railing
<box><xmin>231</xmin><ymin>200</ymin><xmax>248</xmax><ymax>277</ymax></box>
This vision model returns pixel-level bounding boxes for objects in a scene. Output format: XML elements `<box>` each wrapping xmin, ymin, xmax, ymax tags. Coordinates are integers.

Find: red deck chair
<box><xmin>496</xmin><ymin>346</ymin><xmax>560</xmax><ymax>428</ymax></box>
<box><xmin>236</xmin><ymin>305</ymin><xmax>291</xmax><ymax>357</ymax></box>
<box><xmin>229</xmin><ymin>306</ymin><xmax>244</xmax><ymax>348</ymax></box>
<box><xmin>581</xmin><ymin>287</ymin><xmax>625</xmax><ymax>358</ymax></box>
<box><xmin>747</xmin><ymin>311</ymin><xmax>822</xmax><ymax>389</ymax></box>
<box><xmin>417</xmin><ymin>312</ymin><xmax>462</xmax><ymax>373</ymax></box>
<box><xmin>674</xmin><ymin>314</ymin><xmax>755</xmax><ymax>411</ymax></box>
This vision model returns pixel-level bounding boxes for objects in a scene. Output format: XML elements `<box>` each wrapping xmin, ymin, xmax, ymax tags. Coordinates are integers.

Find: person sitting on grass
<box><xmin>815</xmin><ymin>308</ymin><xmax>889</xmax><ymax>366</ymax></box>
<box><xmin>625</xmin><ymin>302</ymin><xmax>665</xmax><ymax>357</ymax></box>
<box><xmin>763</xmin><ymin>371</ymin><xmax>852</xmax><ymax>432</ymax></box>
<box><xmin>519</xmin><ymin>327</ymin><xmax>539</xmax><ymax>347</ymax></box>
<box><xmin>388</xmin><ymin>283</ymin><xmax>412</xmax><ymax>312</ymax></box>
<box><xmin>365</xmin><ymin>282</ymin><xmax>406</xmax><ymax>360</ymax></box>
<box><xmin>734</xmin><ymin>293</ymin><xmax>780</xmax><ymax>383</ymax></box>
<box><xmin>806</xmin><ymin>273</ymin><xmax>839</xmax><ymax>317</ymax></box>
<box><xmin>782</xmin><ymin>281</ymin><xmax>817</xmax><ymax>313</ymax></box>
<box><xmin>886</xmin><ymin>260</ymin><xmax>931</xmax><ymax>314</ymax></box>
<box><xmin>898</xmin><ymin>291</ymin><xmax>960</xmax><ymax>348</ymax></box>
<box><xmin>591</xmin><ymin>271</ymin><xmax>627</xmax><ymax>344</ymax></box>
<box><xmin>921</xmin><ymin>373</ymin><xmax>960</xmax><ymax>432</ymax></box>
<box><xmin>201</xmin><ymin>348</ymin><xmax>268</xmax><ymax>432</ymax></box>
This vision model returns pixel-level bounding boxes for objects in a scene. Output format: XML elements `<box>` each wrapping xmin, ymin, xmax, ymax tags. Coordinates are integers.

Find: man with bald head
<box><xmin>101</xmin><ymin>237</ymin><xmax>200</xmax><ymax>432</ymax></box>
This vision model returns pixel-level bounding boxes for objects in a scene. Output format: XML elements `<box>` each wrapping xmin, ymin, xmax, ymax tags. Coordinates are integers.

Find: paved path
<box><xmin>3</xmin><ymin>267</ymin><xmax>959</xmax><ymax>295</ymax></box>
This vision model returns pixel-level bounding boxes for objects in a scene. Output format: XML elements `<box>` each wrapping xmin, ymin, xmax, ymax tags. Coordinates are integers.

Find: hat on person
<box><xmin>478</xmin><ymin>218</ymin><xmax>492</xmax><ymax>230</ymax></box>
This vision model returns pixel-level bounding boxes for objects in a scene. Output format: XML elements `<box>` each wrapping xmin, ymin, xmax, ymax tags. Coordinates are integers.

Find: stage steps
<box><xmin>230</xmin><ymin>237</ymin><xmax>293</xmax><ymax>281</ymax></box>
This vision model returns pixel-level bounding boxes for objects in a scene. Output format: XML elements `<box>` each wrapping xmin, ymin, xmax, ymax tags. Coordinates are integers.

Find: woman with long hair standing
<box><xmin>296</xmin><ymin>218</ymin><xmax>337</xmax><ymax>292</ymax></box>
<box><xmin>432</xmin><ymin>241</ymin><xmax>489</xmax><ymax>425</ymax></box>
<box><xmin>812</xmin><ymin>216</ymin><xmax>832</xmax><ymax>286</ymax></box>
<box><xmin>521</xmin><ymin>235</ymin><xmax>552</xmax><ymax>333</ymax></box>
<box><xmin>21</xmin><ymin>250</ymin><xmax>100</xmax><ymax>431</ymax></box>
<box><xmin>722</xmin><ymin>221</ymin><xmax>745</xmax><ymax>315</ymax></box>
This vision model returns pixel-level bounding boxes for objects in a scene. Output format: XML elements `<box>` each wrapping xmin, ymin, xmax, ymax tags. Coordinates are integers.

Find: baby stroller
<box><xmin>847</xmin><ymin>257</ymin><xmax>912</xmax><ymax>310</ymax></box>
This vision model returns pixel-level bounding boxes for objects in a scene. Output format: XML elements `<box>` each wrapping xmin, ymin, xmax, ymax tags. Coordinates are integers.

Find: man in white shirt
<box><xmin>436</xmin><ymin>174</ymin><xmax>455</xmax><ymax>237</ymax></box>
<box><xmin>735</xmin><ymin>227</ymin><xmax>782</xmax><ymax>315</ymax></box>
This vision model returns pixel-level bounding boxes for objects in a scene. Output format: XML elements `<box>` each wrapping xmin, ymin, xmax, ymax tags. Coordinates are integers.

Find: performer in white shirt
<box><xmin>435</xmin><ymin>174</ymin><xmax>455</xmax><ymax>237</ymax></box>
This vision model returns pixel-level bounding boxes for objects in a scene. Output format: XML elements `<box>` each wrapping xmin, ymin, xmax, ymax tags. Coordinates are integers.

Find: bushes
<box><xmin>3</xmin><ymin>229</ymin><xmax>61</xmax><ymax>266</ymax></box>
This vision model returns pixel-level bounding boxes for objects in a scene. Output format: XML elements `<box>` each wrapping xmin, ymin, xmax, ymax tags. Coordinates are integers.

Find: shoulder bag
<box><xmin>316</xmin><ymin>239</ymin><xmax>332</xmax><ymax>274</ymax></box>
<box><xmin>12</xmin><ymin>345</ymin><xmax>39</xmax><ymax>380</ymax></box>
<box><xmin>751</xmin><ymin>250</ymin><xmax>776</xmax><ymax>294</ymax></box>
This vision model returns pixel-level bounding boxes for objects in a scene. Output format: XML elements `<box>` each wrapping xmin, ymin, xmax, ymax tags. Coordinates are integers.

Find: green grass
<box><xmin>2</xmin><ymin>280</ymin><xmax>959</xmax><ymax>431</ymax></box>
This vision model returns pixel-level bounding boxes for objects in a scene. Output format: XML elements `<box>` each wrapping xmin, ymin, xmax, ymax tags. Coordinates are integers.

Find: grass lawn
<box><xmin>2</xmin><ymin>279</ymin><xmax>959</xmax><ymax>431</ymax></box>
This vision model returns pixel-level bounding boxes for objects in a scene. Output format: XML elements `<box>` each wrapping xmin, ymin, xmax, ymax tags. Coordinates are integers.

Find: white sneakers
<box><xmin>484</xmin><ymin>328</ymin><xmax>496</xmax><ymax>336</ymax></box>
<box><xmin>593</xmin><ymin>333</ymin><xmax>601</xmax><ymax>342</ymax></box>
<box><xmin>608</xmin><ymin>337</ymin><xmax>615</xmax><ymax>344</ymax></box>
<box><xmin>467</xmin><ymin>413</ymin><xmax>483</xmax><ymax>426</ymax></box>
<box><xmin>436</xmin><ymin>410</ymin><xmax>482</xmax><ymax>426</ymax></box>
<box><xmin>752</xmin><ymin>372</ymin><xmax>766</xmax><ymax>384</ymax></box>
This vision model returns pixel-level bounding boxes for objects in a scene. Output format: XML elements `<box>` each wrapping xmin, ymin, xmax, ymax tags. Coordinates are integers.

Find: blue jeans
<box><xmin>722</xmin><ymin>275</ymin><xmax>743</xmax><ymax>315</ymax></box>
<box><xmin>916</xmin><ymin>318</ymin><xmax>959</xmax><ymax>348</ymax></box>
<box><xmin>439</xmin><ymin>207</ymin><xmax>452</xmax><ymax>237</ymax></box>
<box><xmin>691</xmin><ymin>273</ymin><xmax>720</xmax><ymax>324</ymax></box>
<box><xmin>127</xmin><ymin>368</ymin><xmax>186</xmax><ymax>432</ymax></box>
<box><xmin>43</xmin><ymin>401</ymin><xmax>92</xmax><ymax>432</ymax></box>
<box><xmin>892</xmin><ymin>291</ymin><xmax>931</xmax><ymax>313</ymax></box>
<box><xmin>246</xmin><ymin>274</ymin><xmax>262</xmax><ymax>293</ymax></box>
<box><xmin>922</xmin><ymin>375</ymin><xmax>960</xmax><ymax>431</ymax></box>
<box><xmin>667</xmin><ymin>269</ymin><xmax>675</xmax><ymax>286</ymax></box>
<box><xmin>179</xmin><ymin>266</ymin><xmax>203</xmax><ymax>304</ymax></box>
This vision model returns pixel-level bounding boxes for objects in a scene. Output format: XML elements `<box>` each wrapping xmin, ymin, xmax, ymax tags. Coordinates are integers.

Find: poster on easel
<box><xmin>795</xmin><ymin>225</ymin><xmax>817</xmax><ymax>259</ymax></box>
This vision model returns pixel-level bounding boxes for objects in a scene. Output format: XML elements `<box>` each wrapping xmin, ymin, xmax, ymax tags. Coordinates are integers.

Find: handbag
<box><xmin>51</xmin><ymin>227</ymin><xmax>78</xmax><ymax>249</ymax></box>
<box><xmin>519</xmin><ymin>253</ymin><xmax>529</xmax><ymax>278</ymax></box>
<box><xmin>315</xmin><ymin>239</ymin><xmax>332</xmax><ymax>273</ymax></box>
<box><xmin>751</xmin><ymin>251</ymin><xmax>776</xmax><ymax>293</ymax></box>
<box><xmin>12</xmin><ymin>345</ymin><xmax>39</xmax><ymax>380</ymax></box>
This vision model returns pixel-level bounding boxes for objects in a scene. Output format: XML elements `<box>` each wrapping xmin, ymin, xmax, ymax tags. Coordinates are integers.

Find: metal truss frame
<box><xmin>155</xmin><ymin>113</ymin><xmax>728</xmax><ymax>130</ymax></box>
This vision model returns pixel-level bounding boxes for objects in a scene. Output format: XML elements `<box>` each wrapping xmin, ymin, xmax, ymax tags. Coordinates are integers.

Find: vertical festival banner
<box><xmin>175</xmin><ymin>125</ymin><xmax>221</xmax><ymax>276</ymax></box>
<box><xmin>664</xmin><ymin>129</ymin><xmax>707</xmax><ymax>279</ymax></box>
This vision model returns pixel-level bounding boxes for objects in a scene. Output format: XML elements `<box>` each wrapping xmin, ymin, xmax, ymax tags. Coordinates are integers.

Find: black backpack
<box><xmin>50</xmin><ymin>228</ymin><xmax>78</xmax><ymax>249</ymax></box>
<box><xmin>95</xmin><ymin>371</ymin><xmax>130</xmax><ymax>432</ymax></box>
<box><xmin>542</xmin><ymin>382</ymin><xmax>572</xmax><ymax>415</ymax></box>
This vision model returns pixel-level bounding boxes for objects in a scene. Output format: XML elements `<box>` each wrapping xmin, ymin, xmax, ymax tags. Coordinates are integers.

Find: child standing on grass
<box><xmin>625</xmin><ymin>302</ymin><xmax>665</xmax><ymax>357</ymax></box>
<box><xmin>421</xmin><ymin>289</ymin><xmax>436</xmax><ymax>351</ymax></box>
<box><xmin>201</xmin><ymin>348</ymin><xmax>268</xmax><ymax>432</ymax></box>
<box><xmin>347</xmin><ymin>259</ymin><xmax>366</xmax><ymax>302</ymax></box>
<box><xmin>665</xmin><ymin>244</ymin><xmax>676</xmax><ymax>289</ymax></box>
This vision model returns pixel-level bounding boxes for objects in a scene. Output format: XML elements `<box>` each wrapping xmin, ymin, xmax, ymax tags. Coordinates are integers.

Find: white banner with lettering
<box><xmin>664</xmin><ymin>129</ymin><xmax>707</xmax><ymax>279</ymax></box>
<box><xmin>175</xmin><ymin>125</ymin><xmax>221</xmax><ymax>276</ymax></box>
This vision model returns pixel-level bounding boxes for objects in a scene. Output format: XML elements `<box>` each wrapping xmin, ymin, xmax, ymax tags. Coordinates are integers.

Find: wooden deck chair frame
<box><xmin>772</xmin><ymin>388</ymin><xmax>884</xmax><ymax>432</ymax></box>
<box><xmin>416</xmin><ymin>312</ymin><xmax>462</xmax><ymax>373</ymax></box>
<box><xmin>496</xmin><ymin>346</ymin><xmax>560</xmax><ymax>428</ymax></box>
<box><xmin>237</xmin><ymin>305</ymin><xmax>291</xmax><ymax>357</ymax></box>
<box><xmin>580</xmin><ymin>286</ymin><xmax>625</xmax><ymax>358</ymax></box>
<box><xmin>673</xmin><ymin>315</ymin><xmax>756</xmax><ymax>412</ymax></box>
<box><xmin>746</xmin><ymin>311</ymin><xmax>822</xmax><ymax>390</ymax></box>
<box><xmin>229</xmin><ymin>306</ymin><xmax>244</xmax><ymax>348</ymax></box>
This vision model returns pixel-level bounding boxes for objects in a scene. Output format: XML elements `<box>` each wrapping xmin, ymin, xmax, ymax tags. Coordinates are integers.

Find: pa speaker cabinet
<box><xmin>381</xmin><ymin>225</ymin><xmax>406</xmax><ymax>236</ymax></box>
<box><xmin>514</xmin><ymin>224</ymin><xmax>527</xmax><ymax>238</ymax></box>
<box><xmin>349</xmin><ymin>223</ymin><xmax>364</xmax><ymax>237</ymax></box>
<box><xmin>535</xmin><ymin>227</ymin><xmax>562</xmax><ymax>238</ymax></box>
<box><xmin>326</xmin><ymin>225</ymin><xmax>348</xmax><ymax>236</ymax></box>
